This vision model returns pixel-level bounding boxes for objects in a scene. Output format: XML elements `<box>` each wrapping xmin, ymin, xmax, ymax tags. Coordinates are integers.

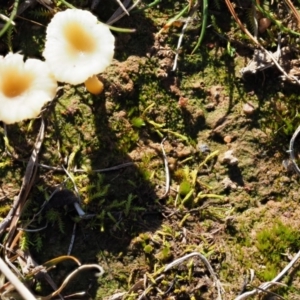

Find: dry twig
<box><xmin>160</xmin><ymin>137</ymin><xmax>170</xmax><ymax>198</ymax></box>
<box><xmin>0</xmin><ymin>119</ymin><xmax>45</xmax><ymax>242</ymax></box>
<box><xmin>164</xmin><ymin>252</ymin><xmax>224</xmax><ymax>300</ymax></box>
<box><xmin>107</xmin><ymin>0</ymin><xmax>141</xmax><ymax>25</ymax></box>
<box><xmin>0</xmin><ymin>257</ymin><xmax>35</xmax><ymax>300</ymax></box>
<box><xmin>225</xmin><ymin>0</ymin><xmax>300</xmax><ymax>85</ymax></box>
<box><xmin>235</xmin><ymin>249</ymin><xmax>300</xmax><ymax>299</ymax></box>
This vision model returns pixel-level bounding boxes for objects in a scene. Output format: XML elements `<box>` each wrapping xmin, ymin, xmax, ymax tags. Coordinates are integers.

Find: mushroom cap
<box><xmin>43</xmin><ymin>9</ymin><xmax>115</xmax><ymax>85</ymax></box>
<box><xmin>0</xmin><ymin>53</ymin><xmax>57</xmax><ymax>124</ymax></box>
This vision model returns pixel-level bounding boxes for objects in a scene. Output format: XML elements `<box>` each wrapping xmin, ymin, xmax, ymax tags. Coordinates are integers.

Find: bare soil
<box><xmin>1</xmin><ymin>1</ymin><xmax>300</xmax><ymax>300</ymax></box>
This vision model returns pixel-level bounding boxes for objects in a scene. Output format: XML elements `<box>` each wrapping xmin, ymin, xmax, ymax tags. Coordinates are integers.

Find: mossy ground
<box><xmin>1</xmin><ymin>1</ymin><xmax>300</xmax><ymax>299</ymax></box>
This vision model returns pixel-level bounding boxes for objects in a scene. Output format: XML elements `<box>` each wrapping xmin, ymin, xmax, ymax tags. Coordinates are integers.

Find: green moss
<box><xmin>259</xmin><ymin>263</ymin><xmax>278</xmax><ymax>282</ymax></box>
<box><xmin>155</xmin><ymin>242</ymin><xmax>173</xmax><ymax>262</ymax></box>
<box><xmin>0</xmin><ymin>203</ymin><xmax>11</xmax><ymax>217</ymax></box>
<box><xmin>144</xmin><ymin>244</ymin><xmax>154</xmax><ymax>254</ymax></box>
<box><xmin>2</xmin><ymin>1</ymin><xmax>300</xmax><ymax>299</ymax></box>
<box><xmin>179</xmin><ymin>180</ymin><xmax>192</xmax><ymax>196</ymax></box>
<box><xmin>256</xmin><ymin>220</ymin><xmax>300</xmax><ymax>281</ymax></box>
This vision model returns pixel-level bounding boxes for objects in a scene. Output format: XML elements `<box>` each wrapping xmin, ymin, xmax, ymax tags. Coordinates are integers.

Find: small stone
<box><xmin>221</xmin><ymin>177</ymin><xmax>237</xmax><ymax>190</ymax></box>
<box><xmin>282</xmin><ymin>159</ymin><xmax>295</xmax><ymax>173</ymax></box>
<box><xmin>176</xmin><ymin>147</ymin><xmax>193</xmax><ymax>158</ymax></box>
<box><xmin>209</xmin><ymin>85</ymin><xmax>223</xmax><ymax>100</ymax></box>
<box><xmin>204</xmin><ymin>103</ymin><xmax>215</xmax><ymax>111</ymax></box>
<box><xmin>198</xmin><ymin>143</ymin><xmax>210</xmax><ymax>154</ymax></box>
<box><xmin>221</xmin><ymin>150</ymin><xmax>238</xmax><ymax>166</ymax></box>
<box><xmin>243</xmin><ymin>102</ymin><xmax>255</xmax><ymax>116</ymax></box>
<box><xmin>168</xmin><ymin>157</ymin><xmax>177</xmax><ymax>171</ymax></box>
<box><xmin>178</xmin><ymin>96</ymin><xmax>189</xmax><ymax>108</ymax></box>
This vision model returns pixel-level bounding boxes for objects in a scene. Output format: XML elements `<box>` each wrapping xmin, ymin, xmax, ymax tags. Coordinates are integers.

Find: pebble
<box><xmin>221</xmin><ymin>177</ymin><xmax>237</xmax><ymax>190</ymax></box>
<box><xmin>221</xmin><ymin>150</ymin><xmax>238</xmax><ymax>166</ymax></box>
<box><xmin>243</xmin><ymin>102</ymin><xmax>255</xmax><ymax>116</ymax></box>
<box><xmin>282</xmin><ymin>159</ymin><xmax>295</xmax><ymax>173</ymax></box>
<box><xmin>198</xmin><ymin>143</ymin><xmax>210</xmax><ymax>154</ymax></box>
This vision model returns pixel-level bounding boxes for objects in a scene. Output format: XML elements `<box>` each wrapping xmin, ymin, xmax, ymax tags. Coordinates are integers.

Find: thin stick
<box><xmin>16</xmin><ymin>15</ymin><xmax>45</xmax><ymax>27</ymax></box>
<box><xmin>61</xmin><ymin>166</ymin><xmax>96</xmax><ymax>219</ymax></box>
<box><xmin>224</xmin><ymin>0</ymin><xmax>258</xmax><ymax>45</ymax></box>
<box><xmin>235</xmin><ymin>249</ymin><xmax>300</xmax><ymax>299</ymax></box>
<box><xmin>116</xmin><ymin>0</ymin><xmax>129</xmax><ymax>15</ymax></box>
<box><xmin>44</xmin><ymin>264</ymin><xmax>104</xmax><ymax>299</ymax></box>
<box><xmin>284</xmin><ymin>0</ymin><xmax>300</xmax><ymax>27</ymax></box>
<box><xmin>225</xmin><ymin>0</ymin><xmax>300</xmax><ymax>85</ymax></box>
<box><xmin>67</xmin><ymin>223</ymin><xmax>77</xmax><ymax>255</ymax></box>
<box><xmin>288</xmin><ymin>124</ymin><xmax>300</xmax><ymax>175</ymax></box>
<box><xmin>164</xmin><ymin>252</ymin><xmax>224</xmax><ymax>300</ymax></box>
<box><xmin>75</xmin><ymin>162</ymin><xmax>135</xmax><ymax>173</ymax></box>
<box><xmin>172</xmin><ymin>1</ymin><xmax>200</xmax><ymax>70</ymax></box>
<box><xmin>36</xmin><ymin>0</ymin><xmax>53</xmax><ymax>10</ymax></box>
<box><xmin>160</xmin><ymin>137</ymin><xmax>170</xmax><ymax>198</ymax></box>
<box><xmin>261</xmin><ymin>249</ymin><xmax>300</xmax><ymax>290</ymax></box>
<box><xmin>252</xmin><ymin>3</ymin><xmax>258</xmax><ymax>40</ymax></box>
<box><xmin>106</xmin><ymin>0</ymin><xmax>131</xmax><ymax>24</ymax></box>
<box><xmin>107</xmin><ymin>0</ymin><xmax>141</xmax><ymax>25</ymax></box>
<box><xmin>61</xmin><ymin>165</ymin><xmax>81</xmax><ymax>200</ymax></box>
<box><xmin>174</xmin><ymin>185</ymin><xmax>180</xmax><ymax>207</ymax></box>
<box><xmin>137</xmin><ymin>274</ymin><xmax>164</xmax><ymax>300</ymax></box>
<box><xmin>0</xmin><ymin>0</ymin><xmax>18</xmax><ymax>38</ymax></box>
<box><xmin>5</xmin><ymin>254</ymin><xmax>23</xmax><ymax>278</ymax></box>
<box><xmin>0</xmin><ymin>119</ymin><xmax>45</xmax><ymax>242</ymax></box>
<box><xmin>37</xmin><ymin>161</ymin><xmax>134</xmax><ymax>173</ymax></box>
<box><xmin>0</xmin><ymin>257</ymin><xmax>36</xmax><ymax>300</ymax></box>
<box><xmin>17</xmin><ymin>223</ymin><xmax>48</xmax><ymax>232</ymax></box>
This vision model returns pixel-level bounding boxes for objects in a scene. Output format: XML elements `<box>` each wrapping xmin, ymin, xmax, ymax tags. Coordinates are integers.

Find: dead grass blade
<box><xmin>107</xmin><ymin>0</ymin><xmax>141</xmax><ymax>25</ymax></box>
<box><xmin>43</xmin><ymin>255</ymin><xmax>81</xmax><ymax>270</ymax></box>
<box><xmin>42</xmin><ymin>264</ymin><xmax>104</xmax><ymax>300</ymax></box>
<box><xmin>235</xmin><ymin>249</ymin><xmax>300</xmax><ymax>299</ymax></box>
<box><xmin>0</xmin><ymin>119</ymin><xmax>45</xmax><ymax>242</ymax></box>
<box><xmin>115</xmin><ymin>0</ymin><xmax>129</xmax><ymax>16</ymax></box>
<box><xmin>4</xmin><ymin>119</ymin><xmax>45</xmax><ymax>247</ymax></box>
<box><xmin>225</xmin><ymin>0</ymin><xmax>300</xmax><ymax>85</ymax></box>
<box><xmin>0</xmin><ymin>257</ymin><xmax>36</xmax><ymax>300</ymax></box>
<box><xmin>164</xmin><ymin>252</ymin><xmax>224</xmax><ymax>300</ymax></box>
<box><xmin>160</xmin><ymin>137</ymin><xmax>170</xmax><ymax>198</ymax></box>
<box><xmin>224</xmin><ymin>0</ymin><xmax>258</xmax><ymax>45</ymax></box>
<box><xmin>284</xmin><ymin>0</ymin><xmax>300</xmax><ymax>28</ymax></box>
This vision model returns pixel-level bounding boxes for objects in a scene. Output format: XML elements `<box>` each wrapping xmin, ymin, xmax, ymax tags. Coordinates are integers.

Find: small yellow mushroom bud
<box><xmin>84</xmin><ymin>75</ymin><xmax>104</xmax><ymax>95</ymax></box>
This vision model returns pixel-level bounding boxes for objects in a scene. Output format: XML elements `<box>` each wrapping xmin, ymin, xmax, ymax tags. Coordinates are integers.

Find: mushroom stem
<box><xmin>84</xmin><ymin>75</ymin><xmax>104</xmax><ymax>95</ymax></box>
<box><xmin>73</xmin><ymin>202</ymin><xmax>96</xmax><ymax>219</ymax></box>
<box><xmin>73</xmin><ymin>202</ymin><xmax>86</xmax><ymax>217</ymax></box>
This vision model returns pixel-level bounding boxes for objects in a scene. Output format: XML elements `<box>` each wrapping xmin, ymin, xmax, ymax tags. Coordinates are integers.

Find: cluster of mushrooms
<box><xmin>0</xmin><ymin>8</ymin><xmax>115</xmax><ymax>124</ymax></box>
